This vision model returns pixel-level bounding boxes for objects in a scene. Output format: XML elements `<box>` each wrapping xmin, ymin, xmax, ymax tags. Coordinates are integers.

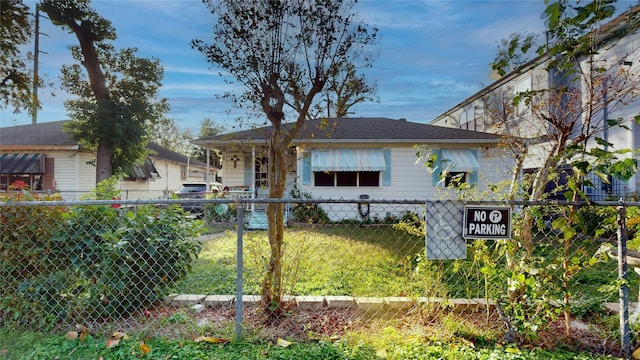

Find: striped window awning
<box><xmin>0</xmin><ymin>153</ymin><xmax>45</xmax><ymax>174</ymax></box>
<box><xmin>441</xmin><ymin>149</ymin><xmax>479</xmax><ymax>172</ymax></box>
<box><xmin>312</xmin><ymin>149</ymin><xmax>386</xmax><ymax>172</ymax></box>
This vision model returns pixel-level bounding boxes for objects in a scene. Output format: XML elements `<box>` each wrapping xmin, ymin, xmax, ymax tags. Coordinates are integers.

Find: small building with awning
<box><xmin>0</xmin><ymin>121</ymin><xmax>210</xmax><ymax>199</ymax></box>
<box><xmin>194</xmin><ymin>117</ymin><xmax>514</xmax><ymax>221</ymax></box>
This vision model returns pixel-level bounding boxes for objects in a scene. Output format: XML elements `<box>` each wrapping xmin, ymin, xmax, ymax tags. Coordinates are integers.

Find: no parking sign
<box><xmin>463</xmin><ymin>206</ymin><xmax>511</xmax><ymax>240</ymax></box>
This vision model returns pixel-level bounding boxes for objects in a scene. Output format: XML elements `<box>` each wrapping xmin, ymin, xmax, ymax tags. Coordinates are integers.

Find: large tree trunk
<box><xmin>261</xmin><ymin>133</ymin><xmax>288</xmax><ymax>319</ymax></box>
<box><xmin>73</xmin><ymin>20</ymin><xmax>114</xmax><ymax>183</ymax></box>
<box><xmin>96</xmin><ymin>142</ymin><xmax>113</xmax><ymax>183</ymax></box>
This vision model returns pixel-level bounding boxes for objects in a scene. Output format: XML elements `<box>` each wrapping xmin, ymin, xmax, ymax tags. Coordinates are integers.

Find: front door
<box><xmin>255</xmin><ymin>157</ymin><xmax>268</xmax><ymax>198</ymax></box>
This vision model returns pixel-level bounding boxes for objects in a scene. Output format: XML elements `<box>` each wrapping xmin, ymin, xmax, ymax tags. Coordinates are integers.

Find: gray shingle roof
<box><xmin>146</xmin><ymin>142</ymin><xmax>206</xmax><ymax>167</ymax></box>
<box><xmin>0</xmin><ymin>120</ymin><xmax>204</xmax><ymax>167</ymax></box>
<box><xmin>196</xmin><ymin>117</ymin><xmax>503</xmax><ymax>145</ymax></box>
<box><xmin>0</xmin><ymin>120</ymin><xmax>78</xmax><ymax>148</ymax></box>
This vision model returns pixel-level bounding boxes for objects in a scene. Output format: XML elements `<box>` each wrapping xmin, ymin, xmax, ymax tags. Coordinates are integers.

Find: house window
<box><xmin>314</xmin><ymin>171</ymin><xmax>334</xmax><ymax>186</ymax></box>
<box><xmin>0</xmin><ymin>153</ymin><xmax>46</xmax><ymax>190</ymax></box>
<box><xmin>359</xmin><ymin>171</ymin><xmax>380</xmax><ymax>186</ymax></box>
<box><xmin>431</xmin><ymin>149</ymin><xmax>479</xmax><ymax>187</ymax></box>
<box><xmin>515</xmin><ymin>77</ymin><xmax>531</xmax><ymax>116</ymax></box>
<box><xmin>336</xmin><ymin>172</ymin><xmax>357</xmax><ymax>186</ymax></box>
<box><xmin>0</xmin><ymin>175</ymin><xmax>8</xmax><ymax>190</ymax></box>
<box><xmin>444</xmin><ymin>172</ymin><xmax>467</xmax><ymax>187</ymax></box>
<box><xmin>314</xmin><ymin>171</ymin><xmax>380</xmax><ymax>187</ymax></box>
<box><xmin>302</xmin><ymin>149</ymin><xmax>391</xmax><ymax>187</ymax></box>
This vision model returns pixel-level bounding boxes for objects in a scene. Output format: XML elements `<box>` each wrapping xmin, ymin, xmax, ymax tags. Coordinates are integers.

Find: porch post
<box><xmin>206</xmin><ymin>147</ymin><xmax>211</xmax><ymax>183</ymax></box>
<box><xmin>251</xmin><ymin>146</ymin><xmax>255</xmax><ymax>213</ymax></box>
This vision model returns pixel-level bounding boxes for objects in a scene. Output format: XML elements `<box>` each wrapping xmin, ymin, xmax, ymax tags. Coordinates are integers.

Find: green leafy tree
<box><xmin>151</xmin><ymin>117</ymin><xmax>195</xmax><ymax>156</ymax></box>
<box><xmin>295</xmin><ymin>62</ymin><xmax>379</xmax><ymax>119</ymax></box>
<box><xmin>487</xmin><ymin>0</ymin><xmax>640</xmax><ymax>338</ymax></box>
<box><xmin>192</xmin><ymin>117</ymin><xmax>224</xmax><ymax>166</ymax></box>
<box><xmin>491</xmin><ymin>32</ymin><xmax>540</xmax><ymax>77</ymax></box>
<box><xmin>40</xmin><ymin>0</ymin><xmax>168</xmax><ymax>182</ymax></box>
<box><xmin>0</xmin><ymin>0</ymin><xmax>34</xmax><ymax>114</ymax></box>
<box><xmin>500</xmin><ymin>0</ymin><xmax>639</xmax><ymax>244</ymax></box>
<box><xmin>193</xmin><ymin>0</ymin><xmax>377</xmax><ymax>318</ymax></box>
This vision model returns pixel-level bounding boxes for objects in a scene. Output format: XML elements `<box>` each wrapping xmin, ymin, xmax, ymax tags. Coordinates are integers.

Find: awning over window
<box><xmin>126</xmin><ymin>158</ymin><xmax>161</xmax><ymax>181</ymax></box>
<box><xmin>441</xmin><ymin>149</ymin><xmax>479</xmax><ymax>172</ymax></box>
<box><xmin>0</xmin><ymin>153</ymin><xmax>45</xmax><ymax>174</ymax></box>
<box><xmin>312</xmin><ymin>149</ymin><xmax>386</xmax><ymax>172</ymax></box>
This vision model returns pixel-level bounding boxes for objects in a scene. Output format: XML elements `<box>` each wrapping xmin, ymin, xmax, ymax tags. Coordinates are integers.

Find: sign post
<box><xmin>463</xmin><ymin>206</ymin><xmax>511</xmax><ymax>240</ymax></box>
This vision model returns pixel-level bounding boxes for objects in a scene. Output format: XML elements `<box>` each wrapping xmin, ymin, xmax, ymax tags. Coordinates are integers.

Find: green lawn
<box><xmin>170</xmin><ymin>225</ymin><xmax>433</xmax><ymax>297</ymax></box>
<box><xmin>170</xmin><ymin>224</ymin><xmax>627</xmax><ymax>303</ymax></box>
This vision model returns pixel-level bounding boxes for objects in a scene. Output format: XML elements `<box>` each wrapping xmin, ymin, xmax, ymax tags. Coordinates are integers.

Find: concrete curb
<box><xmin>166</xmin><ymin>294</ymin><xmax>498</xmax><ymax>313</ymax></box>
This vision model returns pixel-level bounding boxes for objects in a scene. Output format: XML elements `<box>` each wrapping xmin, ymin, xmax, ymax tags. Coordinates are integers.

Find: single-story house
<box><xmin>0</xmin><ymin>120</ymin><xmax>212</xmax><ymax>200</ymax></box>
<box><xmin>194</xmin><ymin>117</ymin><xmax>514</xmax><ymax>222</ymax></box>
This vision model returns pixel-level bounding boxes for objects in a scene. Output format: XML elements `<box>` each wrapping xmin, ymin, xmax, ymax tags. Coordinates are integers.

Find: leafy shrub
<box><xmin>48</xmin><ymin>203</ymin><xmax>202</xmax><ymax>318</ymax></box>
<box><xmin>0</xmin><ymin>188</ymin><xmax>66</xmax><ymax>327</ymax></box>
<box><xmin>289</xmin><ymin>185</ymin><xmax>330</xmax><ymax>224</ymax></box>
<box><xmin>1</xmin><ymin>178</ymin><xmax>202</xmax><ymax>326</ymax></box>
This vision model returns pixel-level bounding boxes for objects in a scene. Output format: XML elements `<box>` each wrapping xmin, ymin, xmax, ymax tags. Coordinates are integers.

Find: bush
<box><xmin>289</xmin><ymin>185</ymin><xmax>330</xmax><ymax>224</ymax></box>
<box><xmin>0</xmin><ymin>188</ymin><xmax>66</xmax><ymax>328</ymax></box>
<box><xmin>1</xmin><ymin>178</ymin><xmax>202</xmax><ymax>327</ymax></box>
<box><xmin>48</xmin><ymin>204</ymin><xmax>202</xmax><ymax>319</ymax></box>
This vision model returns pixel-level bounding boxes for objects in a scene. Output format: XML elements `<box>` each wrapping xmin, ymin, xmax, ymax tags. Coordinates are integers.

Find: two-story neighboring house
<box><xmin>0</xmin><ymin>120</ymin><xmax>211</xmax><ymax>200</ymax></box>
<box><xmin>430</xmin><ymin>5</ymin><xmax>640</xmax><ymax>200</ymax></box>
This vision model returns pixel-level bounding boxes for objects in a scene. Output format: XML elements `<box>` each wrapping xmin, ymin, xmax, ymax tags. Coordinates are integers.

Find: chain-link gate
<box><xmin>1</xmin><ymin>193</ymin><xmax>638</xmax><ymax>355</ymax></box>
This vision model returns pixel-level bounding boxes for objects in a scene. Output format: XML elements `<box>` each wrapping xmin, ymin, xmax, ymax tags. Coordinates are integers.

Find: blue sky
<box><xmin>0</xmin><ymin>0</ymin><xmax>600</xmax><ymax>134</ymax></box>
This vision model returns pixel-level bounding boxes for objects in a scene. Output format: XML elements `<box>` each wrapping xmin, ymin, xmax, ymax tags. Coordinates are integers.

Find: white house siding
<box><xmin>296</xmin><ymin>146</ymin><xmax>514</xmax><ymax>221</ymax></box>
<box><xmin>119</xmin><ymin>160</ymin><xmax>208</xmax><ymax>200</ymax></box>
<box><xmin>431</xmin><ymin>67</ymin><xmax>548</xmax><ymax>140</ymax></box>
<box><xmin>46</xmin><ymin>151</ymin><xmax>95</xmax><ymax>200</ymax></box>
<box><xmin>578</xmin><ymin>28</ymin><xmax>640</xmax><ymax>197</ymax></box>
<box><xmin>219</xmin><ymin>152</ymin><xmax>247</xmax><ymax>188</ymax></box>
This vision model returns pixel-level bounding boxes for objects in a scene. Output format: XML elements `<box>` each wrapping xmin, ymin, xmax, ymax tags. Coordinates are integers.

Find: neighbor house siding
<box><xmin>46</xmin><ymin>151</ymin><xmax>94</xmax><ymax>200</ymax></box>
<box><xmin>77</xmin><ymin>153</ymin><xmax>96</xmax><ymax>197</ymax></box>
<box><xmin>120</xmin><ymin>159</ymin><xmax>208</xmax><ymax>200</ymax></box>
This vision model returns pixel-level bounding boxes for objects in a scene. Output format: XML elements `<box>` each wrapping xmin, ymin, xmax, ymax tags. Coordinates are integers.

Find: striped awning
<box><xmin>311</xmin><ymin>149</ymin><xmax>386</xmax><ymax>172</ymax></box>
<box><xmin>441</xmin><ymin>149</ymin><xmax>479</xmax><ymax>172</ymax></box>
<box><xmin>0</xmin><ymin>153</ymin><xmax>45</xmax><ymax>174</ymax></box>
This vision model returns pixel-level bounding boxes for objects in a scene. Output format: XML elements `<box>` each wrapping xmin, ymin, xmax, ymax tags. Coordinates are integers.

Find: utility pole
<box><xmin>32</xmin><ymin>4</ymin><xmax>40</xmax><ymax>124</ymax></box>
<box><xmin>32</xmin><ymin>4</ymin><xmax>47</xmax><ymax>124</ymax></box>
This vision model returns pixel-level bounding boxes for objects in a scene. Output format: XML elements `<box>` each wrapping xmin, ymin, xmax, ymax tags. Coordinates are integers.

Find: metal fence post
<box><xmin>235</xmin><ymin>199</ymin><xmax>244</xmax><ymax>339</ymax></box>
<box><xmin>617</xmin><ymin>199</ymin><xmax>631</xmax><ymax>355</ymax></box>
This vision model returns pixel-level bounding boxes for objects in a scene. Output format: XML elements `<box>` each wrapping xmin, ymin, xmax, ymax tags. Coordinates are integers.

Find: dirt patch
<box><xmin>88</xmin><ymin>302</ymin><xmax>625</xmax><ymax>357</ymax></box>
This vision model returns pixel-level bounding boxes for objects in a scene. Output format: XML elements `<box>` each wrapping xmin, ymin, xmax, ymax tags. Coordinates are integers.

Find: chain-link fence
<box><xmin>1</xmin><ymin>193</ymin><xmax>638</xmax><ymax>355</ymax></box>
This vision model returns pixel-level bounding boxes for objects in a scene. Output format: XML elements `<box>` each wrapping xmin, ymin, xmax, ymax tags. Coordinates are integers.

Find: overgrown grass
<box><xmin>0</xmin><ymin>328</ymin><xmax>622</xmax><ymax>359</ymax></box>
<box><xmin>170</xmin><ymin>224</ymin><xmax>626</xmax><ymax>303</ymax></box>
<box><xmin>170</xmin><ymin>225</ymin><xmax>431</xmax><ymax>297</ymax></box>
